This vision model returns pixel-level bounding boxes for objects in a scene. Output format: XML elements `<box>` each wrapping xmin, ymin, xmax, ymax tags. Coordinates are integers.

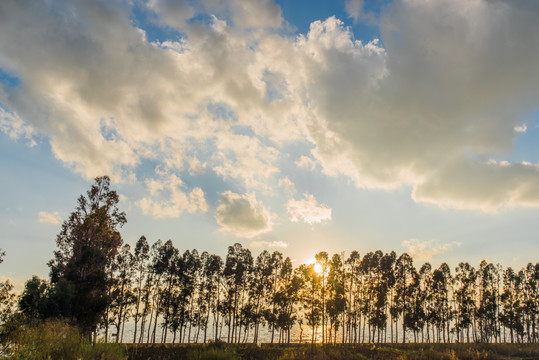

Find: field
<box><xmin>125</xmin><ymin>342</ymin><xmax>539</xmax><ymax>360</ymax></box>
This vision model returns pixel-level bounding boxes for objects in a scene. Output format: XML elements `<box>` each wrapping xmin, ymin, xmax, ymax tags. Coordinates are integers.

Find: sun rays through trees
<box><xmin>2</xmin><ymin>178</ymin><xmax>538</xmax><ymax>345</ymax></box>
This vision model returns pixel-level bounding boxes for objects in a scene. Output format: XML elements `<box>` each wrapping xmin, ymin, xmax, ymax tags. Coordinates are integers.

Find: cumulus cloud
<box><xmin>286</xmin><ymin>193</ymin><xmax>332</xmax><ymax>225</ymax></box>
<box><xmin>1</xmin><ymin>0</ymin><xmax>539</xmax><ymax>214</ymax></box>
<box><xmin>38</xmin><ymin>211</ymin><xmax>61</xmax><ymax>225</ymax></box>
<box><xmin>137</xmin><ymin>170</ymin><xmax>208</xmax><ymax>218</ymax></box>
<box><xmin>401</xmin><ymin>238</ymin><xmax>462</xmax><ymax>261</ymax></box>
<box><xmin>288</xmin><ymin>2</ymin><xmax>539</xmax><ymax>211</ymax></box>
<box><xmin>215</xmin><ymin>191</ymin><xmax>274</xmax><ymax>238</ymax></box>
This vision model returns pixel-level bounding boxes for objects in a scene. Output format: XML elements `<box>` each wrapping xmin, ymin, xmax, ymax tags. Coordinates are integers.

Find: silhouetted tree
<box><xmin>48</xmin><ymin>176</ymin><xmax>126</xmax><ymax>340</ymax></box>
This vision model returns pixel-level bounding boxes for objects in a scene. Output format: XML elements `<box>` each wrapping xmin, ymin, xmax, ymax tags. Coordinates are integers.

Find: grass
<box><xmin>125</xmin><ymin>342</ymin><xmax>539</xmax><ymax>360</ymax></box>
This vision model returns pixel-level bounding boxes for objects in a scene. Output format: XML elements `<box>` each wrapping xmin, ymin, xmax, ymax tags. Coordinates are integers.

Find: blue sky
<box><xmin>1</xmin><ymin>0</ymin><xmax>539</xmax><ymax>289</ymax></box>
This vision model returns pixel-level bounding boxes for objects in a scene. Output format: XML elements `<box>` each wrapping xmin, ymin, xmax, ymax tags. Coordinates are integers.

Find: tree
<box><xmin>48</xmin><ymin>176</ymin><xmax>126</xmax><ymax>340</ymax></box>
<box><xmin>393</xmin><ymin>253</ymin><xmax>415</xmax><ymax>343</ymax></box>
<box><xmin>454</xmin><ymin>262</ymin><xmax>477</xmax><ymax>343</ymax></box>
<box><xmin>132</xmin><ymin>236</ymin><xmax>150</xmax><ymax>344</ymax></box>
<box><xmin>0</xmin><ymin>249</ymin><xmax>16</xmax><ymax>338</ymax></box>
<box><xmin>19</xmin><ymin>276</ymin><xmax>50</xmax><ymax>323</ymax></box>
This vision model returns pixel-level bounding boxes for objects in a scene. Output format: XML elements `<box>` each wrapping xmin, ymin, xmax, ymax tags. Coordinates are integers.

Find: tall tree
<box><xmin>454</xmin><ymin>262</ymin><xmax>477</xmax><ymax>343</ymax></box>
<box><xmin>132</xmin><ymin>236</ymin><xmax>150</xmax><ymax>344</ymax></box>
<box><xmin>48</xmin><ymin>176</ymin><xmax>126</xmax><ymax>340</ymax></box>
<box><xmin>393</xmin><ymin>253</ymin><xmax>415</xmax><ymax>343</ymax></box>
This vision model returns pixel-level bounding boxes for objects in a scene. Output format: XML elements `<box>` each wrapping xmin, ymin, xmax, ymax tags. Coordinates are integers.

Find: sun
<box><xmin>313</xmin><ymin>263</ymin><xmax>323</xmax><ymax>275</ymax></box>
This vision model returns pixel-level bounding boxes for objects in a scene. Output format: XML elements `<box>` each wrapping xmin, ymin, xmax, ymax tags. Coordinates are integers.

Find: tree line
<box><xmin>1</xmin><ymin>177</ymin><xmax>537</xmax><ymax>345</ymax></box>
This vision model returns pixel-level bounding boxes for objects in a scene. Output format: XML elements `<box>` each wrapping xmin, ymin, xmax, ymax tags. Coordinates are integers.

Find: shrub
<box><xmin>1</xmin><ymin>319</ymin><xmax>126</xmax><ymax>360</ymax></box>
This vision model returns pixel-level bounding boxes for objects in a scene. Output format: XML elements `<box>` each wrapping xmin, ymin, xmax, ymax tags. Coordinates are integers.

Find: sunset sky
<box><xmin>1</xmin><ymin>0</ymin><xmax>539</xmax><ymax>289</ymax></box>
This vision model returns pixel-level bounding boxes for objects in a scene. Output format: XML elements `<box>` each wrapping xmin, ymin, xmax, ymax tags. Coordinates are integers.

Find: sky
<box><xmin>1</xmin><ymin>0</ymin><xmax>539</xmax><ymax>290</ymax></box>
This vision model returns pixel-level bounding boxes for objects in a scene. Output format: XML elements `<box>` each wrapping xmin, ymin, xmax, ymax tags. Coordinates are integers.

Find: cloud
<box><xmin>215</xmin><ymin>191</ymin><xmax>274</xmax><ymax>238</ymax></box>
<box><xmin>345</xmin><ymin>0</ymin><xmax>363</xmax><ymax>22</ymax></box>
<box><xmin>1</xmin><ymin>0</ymin><xmax>539</xmax><ymax>213</ymax></box>
<box><xmin>295</xmin><ymin>155</ymin><xmax>316</xmax><ymax>171</ymax></box>
<box><xmin>514</xmin><ymin>124</ymin><xmax>527</xmax><ymax>133</ymax></box>
<box><xmin>137</xmin><ymin>170</ymin><xmax>208</xmax><ymax>218</ymax></box>
<box><xmin>278</xmin><ymin>176</ymin><xmax>296</xmax><ymax>194</ymax></box>
<box><xmin>0</xmin><ymin>108</ymin><xmax>35</xmax><ymax>146</ymax></box>
<box><xmin>286</xmin><ymin>3</ymin><xmax>539</xmax><ymax>211</ymax></box>
<box><xmin>286</xmin><ymin>193</ymin><xmax>332</xmax><ymax>225</ymax></box>
<box><xmin>38</xmin><ymin>211</ymin><xmax>61</xmax><ymax>225</ymax></box>
<box><xmin>401</xmin><ymin>238</ymin><xmax>462</xmax><ymax>261</ymax></box>
<box><xmin>146</xmin><ymin>0</ymin><xmax>194</xmax><ymax>29</ymax></box>
<box><xmin>200</xmin><ymin>0</ymin><xmax>283</xmax><ymax>29</ymax></box>
<box><xmin>250</xmin><ymin>240</ymin><xmax>288</xmax><ymax>248</ymax></box>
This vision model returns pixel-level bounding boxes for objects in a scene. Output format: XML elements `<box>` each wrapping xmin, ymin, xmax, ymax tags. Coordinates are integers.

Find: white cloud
<box><xmin>146</xmin><ymin>0</ymin><xmax>194</xmax><ymax>29</ymax></box>
<box><xmin>38</xmin><ymin>211</ymin><xmax>61</xmax><ymax>225</ymax></box>
<box><xmin>250</xmin><ymin>240</ymin><xmax>288</xmax><ymax>248</ymax></box>
<box><xmin>514</xmin><ymin>124</ymin><xmax>527</xmax><ymax>133</ymax></box>
<box><xmin>188</xmin><ymin>157</ymin><xmax>207</xmax><ymax>176</ymax></box>
<box><xmin>137</xmin><ymin>170</ymin><xmax>208</xmax><ymax>218</ymax></box>
<box><xmin>0</xmin><ymin>108</ymin><xmax>35</xmax><ymax>146</ymax></box>
<box><xmin>278</xmin><ymin>176</ymin><xmax>296</xmax><ymax>194</ymax></box>
<box><xmin>295</xmin><ymin>155</ymin><xmax>316</xmax><ymax>171</ymax></box>
<box><xmin>1</xmin><ymin>0</ymin><xmax>539</xmax><ymax>213</ymax></box>
<box><xmin>401</xmin><ymin>238</ymin><xmax>462</xmax><ymax>261</ymax></box>
<box><xmin>215</xmin><ymin>191</ymin><xmax>274</xmax><ymax>238</ymax></box>
<box><xmin>345</xmin><ymin>0</ymin><xmax>363</xmax><ymax>22</ymax></box>
<box><xmin>200</xmin><ymin>0</ymin><xmax>282</xmax><ymax>29</ymax></box>
<box><xmin>286</xmin><ymin>193</ymin><xmax>332</xmax><ymax>225</ymax></box>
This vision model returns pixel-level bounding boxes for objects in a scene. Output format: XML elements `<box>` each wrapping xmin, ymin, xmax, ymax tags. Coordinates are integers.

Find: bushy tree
<box><xmin>48</xmin><ymin>176</ymin><xmax>126</xmax><ymax>340</ymax></box>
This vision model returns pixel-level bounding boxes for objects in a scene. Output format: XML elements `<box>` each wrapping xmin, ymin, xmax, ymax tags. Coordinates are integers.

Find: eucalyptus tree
<box><xmin>196</xmin><ymin>252</ymin><xmax>223</xmax><ymax>343</ymax></box>
<box><xmin>520</xmin><ymin>263</ymin><xmax>538</xmax><ymax>343</ymax></box>
<box><xmin>181</xmin><ymin>249</ymin><xmax>202</xmax><ymax>343</ymax></box>
<box><xmin>144</xmin><ymin>239</ymin><xmax>163</xmax><ymax>343</ymax></box>
<box><xmin>500</xmin><ymin>266</ymin><xmax>518</xmax><ymax>343</ymax></box>
<box><xmin>327</xmin><ymin>253</ymin><xmax>346</xmax><ymax>343</ymax></box>
<box><xmin>344</xmin><ymin>251</ymin><xmax>361</xmax><ymax>343</ymax></box>
<box><xmin>298</xmin><ymin>263</ymin><xmax>322</xmax><ymax>343</ymax></box>
<box><xmin>223</xmin><ymin>243</ymin><xmax>253</xmax><ymax>343</ymax></box>
<box><xmin>132</xmin><ymin>236</ymin><xmax>150</xmax><ymax>344</ymax></box>
<box><xmin>477</xmin><ymin>260</ymin><xmax>499</xmax><ymax>342</ymax></box>
<box><xmin>405</xmin><ymin>269</ymin><xmax>423</xmax><ymax>342</ymax></box>
<box><xmin>393</xmin><ymin>253</ymin><xmax>416</xmax><ymax>343</ymax></box>
<box><xmin>454</xmin><ymin>262</ymin><xmax>477</xmax><ymax>343</ymax></box>
<box><xmin>109</xmin><ymin>243</ymin><xmax>135</xmax><ymax>342</ymax></box>
<box><xmin>48</xmin><ymin>176</ymin><xmax>126</xmax><ymax>341</ymax></box>
<box><xmin>314</xmin><ymin>251</ymin><xmax>329</xmax><ymax>343</ymax></box>
<box><xmin>360</xmin><ymin>251</ymin><xmax>382</xmax><ymax>343</ymax></box>
<box><xmin>249</xmin><ymin>250</ymin><xmax>272</xmax><ymax>343</ymax></box>
<box><xmin>152</xmin><ymin>240</ymin><xmax>178</xmax><ymax>343</ymax></box>
<box><xmin>267</xmin><ymin>251</ymin><xmax>283</xmax><ymax>343</ymax></box>
<box><xmin>417</xmin><ymin>263</ymin><xmax>432</xmax><ymax>342</ymax></box>
<box><xmin>378</xmin><ymin>251</ymin><xmax>397</xmax><ymax>343</ymax></box>
<box><xmin>205</xmin><ymin>254</ymin><xmax>223</xmax><ymax>341</ymax></box>
<box><xmin>429</xmin><ymin>263</ymin><xmax>453</xmax><ymax>342</ymax></box>
<box><xmin>274</xmin><ymin>257</ymin><xmax>299</xmax><ymax>343</ymax></box>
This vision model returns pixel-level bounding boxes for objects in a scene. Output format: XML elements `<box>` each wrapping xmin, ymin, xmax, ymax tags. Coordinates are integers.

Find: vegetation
<box><xmin>125</xmin><ymin>343</ymin><xmax>539</xmax><ymax>360</ymax></box>
<box><xmin>0</xmin><ymin>177</ymin><xmax>537</xmax><ymax>355</ymax></box>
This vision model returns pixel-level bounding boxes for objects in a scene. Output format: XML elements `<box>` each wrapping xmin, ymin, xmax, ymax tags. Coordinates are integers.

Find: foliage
<box><xmin>48</xmin><ymin>176</ymin><xmax>126</xmax><ymax>339</ymax></box>
<box><xmin>1</xmin><ymin>319</ymin><xmax>126</xmax><ymax>360</ymax></box>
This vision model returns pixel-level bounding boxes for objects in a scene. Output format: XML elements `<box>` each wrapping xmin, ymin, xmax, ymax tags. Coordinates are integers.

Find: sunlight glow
<box><xmin>313</xmin><ymin>262</ymin><xmax>323</xmax><ymax>275</ymax></box>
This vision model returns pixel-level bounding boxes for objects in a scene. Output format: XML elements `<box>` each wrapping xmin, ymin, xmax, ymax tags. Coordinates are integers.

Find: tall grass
<box><xmin>1</xmin><ymin>319</ymin><xmax>126</xmax><ymax>360</ymax></box>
